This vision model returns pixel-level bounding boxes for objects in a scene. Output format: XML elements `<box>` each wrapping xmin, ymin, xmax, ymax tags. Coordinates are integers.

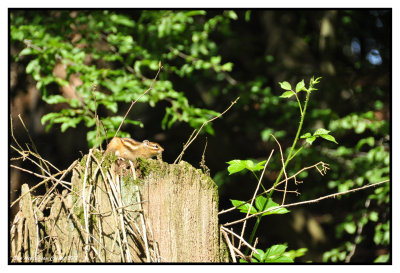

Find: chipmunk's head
<box><xmin>142</xmin><ymin>139</ymin><xmax>164</xmax><ymax>154</ymax></box>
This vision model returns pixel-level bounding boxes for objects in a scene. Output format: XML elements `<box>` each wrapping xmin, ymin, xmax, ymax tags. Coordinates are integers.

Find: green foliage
<box><xmin>253</xmin><ymin>245</ymin><xmax>293</xmax><ymax>263</ymax></box>
<box><xmin>301</xmin><ymin>128</ymin><xmax>338</xmax><ymax>145</ymax></box>
<box><xmin>329</xmin><ymin>111</ymin><xmax>388</xmax><ymax>135</ymax></box>
<box><xmin>10</xmin><ymin>10</ymin><xmax>237</xmax><ymax>146</ymax></box>
<box><xmin>240</xmin><ymin>244</ymin><xmax>307</xmax><ymax>263</ymax></box>
<box><xmin>226</xmin><ymin>159</ymin><xmax>266</xmax><ymax>175</ymax></box>
<box><xmin>230</xmin><ymin>196</ymin><xmax>290</xmax><ymax>216</ymax></box>
<box><xmin>374</xmin><ymin>253</ymin><xmax>390</xmax><ymax>263</ymax></box>
<box><xmin>322</xmin><ymin>102</ymin><xmax>389</xmax><ymax>262</ymax></box>
<box><xmin>322</xmin><ymin>243</ymin><xmax>351</xmax><ymax>262</ymax></box>
<box><xmin>323</xmin><ymin>214</ymin><xmax>389</xmax><ymax>262</ymax></box>
<box><xmin>227</xmin><ymin>77</ymin><xmax>327</xmax><ymax>261</ymax></box>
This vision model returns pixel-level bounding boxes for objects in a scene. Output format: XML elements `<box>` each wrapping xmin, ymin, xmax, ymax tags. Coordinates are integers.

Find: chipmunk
<box><xmin>105</xmin><ymin>137</ymin><xmax>164</xmax><ymax>161</ymax></box>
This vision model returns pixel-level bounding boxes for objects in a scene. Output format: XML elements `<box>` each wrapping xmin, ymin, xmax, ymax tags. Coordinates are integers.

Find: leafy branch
<box><xmin>220</xmin><ymin>76</ymin><xmax>354</xmax><ymax>262</ymax></box>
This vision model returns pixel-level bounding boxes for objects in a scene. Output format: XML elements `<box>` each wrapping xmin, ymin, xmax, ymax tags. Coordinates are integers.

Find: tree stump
<box><xmin>10</xmin><ymin>151</ymin><xmax>228</xmax><ymax>263</ymax></box>
<box><xmin>140</xmin><ymin>159</ymin><xmax>222</xmax><ymax>262</ymax></box>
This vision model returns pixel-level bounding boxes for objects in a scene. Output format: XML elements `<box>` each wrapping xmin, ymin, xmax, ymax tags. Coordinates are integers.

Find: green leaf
<box><xmin>221</xmin><ymin>62</ymin><xmax>233</xmax><ymax>71</ymax></box>
<box><xmin>267</xmin><ymin>244</ymin><xmax>287</xmax><ymax>256</ymax></box>
<box><xmin>226</xmin><ymin>159</ymin><xmax>246</xmax><ymax>174</ymax></box>
<box><xmin>265</xmin><ymin>244</ymin><xmax>288</xmax><ymax>260</ymax></box>
<box><xmin>245</xmin><ymin>10</ymin><xmax>251</xmax><ymax>22</ymax></box>
<box><xmin>42</xmin><ymin>95</ymin><xmax>68</xmax><ymax>104</ymax></box>
<box><xmin>101</xmin><ymin>100</ymin><xmax>118</xmax><ymax>113</ymax></box>
<box><xmin>210</xmin><ymin>56</ymin><xmax>221</xmax><ymax>65</ymax></box>
<box><xmin>54</xmin><ymin>77</ymin><xmax>69</xmax><ymax>87</ymax></box>
<box><xmin>124</xmin><ymin>119</ymin><xmax>144</xmax><ymax>128</ymax></box>
<box><xmin>110</xmin><ymin>14</ymin><xmax>134</xmax><ymax>27</ymax></box>
<box><xmin>261</xmin><ymin>128</ymin><xmax>286</xmax><ymax>142</ymax></box>
<box><xmin>226</xmin><ymin>159</ymin><xmax>266</xmax><ymax>174</ymax></box>
<box><xmin>355</xmin><ymin>121</ymin><xmax>367</xmax><ymax>133</ymax></box>
<box><xmin>279</xmin><ymin>91</ymin><xmax>295</xmax><ymax>98</ymax></box>
<box><xmin>255</xmin><ymin>197</ymin><xmax>290</xmax><ymax>215</ymax></box>
<box><xmin>70</xmin><ymin>99</ymin><xmax>81</xmax><ymax>108</ymax></box>
<box><xmin>305</xmin><ymin>136</ymin><xmax>316</xmax><ymax>145</ymax></box>
<box><xmin>255</xmin><ymin>196</ymin><xmax>267</xmax><ymax>211</ymax></box>
<box><xmin>314</xmin><ymin>76</ymin><xmax>322</xmax><ymax>83</ymax></box>
<box><xmin>279</xmin><ymin>81</ymin><xmax>292</xmax><ymax>90</ymax></box>
<box><xmin>269</xmin><ymin>255</ymin><xmax>294</xmax><ymax>263</ymax></box>
<box><xmin>185</xmin><ymin>10</ymin><xmax>206</xmax><ymax>17</ymax></box>
<box><xmin>374</xmin><ymin>254</ymin><xmax>390</xmax><ymax>263</ymax></box>
<box><xmin>262</xmin><ymin>205</ymin><xmax>290</xmax><ymax>215</ymax></box>
<box><xmin>86</xmin><ymin>130</ymin><xmax>107</xmax><ymax>148</ymax></box>
<box><xmin>19</xmin><ymin>47</ymin><xmax>35</xmax><ymax>56</ymax></box>
<box><xmin>41</xmin><ymin>112</ymin><xmax>60</xmax><ymax>125</ymax></box>
<box><xmin>320</xmin><ymin>134</ymin><xmax>338</xmax><ymax>144</ymax></box>
<box><xmin>296</xmin><ymin>79</ymin><xmax>306</xmax><ymax>92</ymax></box>
<box><xmin>344</xmin><ymin>222</ymin><xmax>356</xmax><ymax>234</ymax></box>
<box><xmin>242</xmin><ymin>160</ymin><xmax>254</xmax><ymax>170</ymax></box>
<box><xmin>60</xmin><ymin>117</ymin><xmax>82</xmax><ymax>132</ymax></box>
<box><xmin>26</xmin><ymin>59</ymin><xmax>39</xmax><ymax>74</ymax></box>
<box><xmin>230</xmin><ymin>199</ymin><xmax>257</xmax><ymax>214</ymax></box>
<box><xmin>253</xmin><ymin>249</ymin><xmax>266</xmax><ymax>261</ymax></box>
<box><xmin>356</xmin><ymin>137</ymin><xmax>375</xmax><ymax>151</ymax></box>
<box><xmin>285</xmin><ymin>248</ymin><xmax>308</xmax><ymax>259</ymax></box>
<box><xmin>300</xmin><ymin>132</ymin><xmax>311</xmax><ymax>138</ymax></box>
<box><xmin>253</xmin><ymin>160</ymin><xmax>267</xmax><ymax>171</ymax></box>
<box><xmin>369</xmin><ymin>211</ymin><xmax>379</xmax><ymax>222</ymax></box>
<box><xmin>313</xmin><ymin>128</ymin><xmax>331</xmax><ymax>136</ymax></box>
<box><xmin>227</xmin><ymin>10</ymin><xmax>238</xmax><ymax>20</ymax></box>
<box><xmin>310</xmin><ymin>76</ymin><xmax>322</xmax><ymax>88</ymax></box>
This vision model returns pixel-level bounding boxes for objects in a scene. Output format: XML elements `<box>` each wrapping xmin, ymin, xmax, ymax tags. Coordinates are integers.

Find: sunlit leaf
<box><xmin>279</xmin><ymin>81</ymin><xmax>292</xmax><ymax>91</ymax></box>
<box><xmin>280</xmin><ymin>91</ymin><xmax>295</xmax><ymax>98</ymax></box>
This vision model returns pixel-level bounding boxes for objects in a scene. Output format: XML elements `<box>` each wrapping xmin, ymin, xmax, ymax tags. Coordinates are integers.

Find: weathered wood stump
<box><xmin>140</xmin><ymin>159</ymin><xmax>222</xmax><ymax>262</ymax></box>
<box><xmin>10</xmin><ymin>151</ymin><xmax>228</xmax><ymax>263</ymax></box>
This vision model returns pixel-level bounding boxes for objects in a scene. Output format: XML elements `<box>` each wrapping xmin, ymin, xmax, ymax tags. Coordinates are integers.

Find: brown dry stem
<box><xmin>114</xmin><ymin>61</ymin><xmax>163</xmax><ymax>138</ymax></box>
<box><xmin>174</xmin><ymin>97</ymin><xmax>239</xmax><ymax>164</ymax></box>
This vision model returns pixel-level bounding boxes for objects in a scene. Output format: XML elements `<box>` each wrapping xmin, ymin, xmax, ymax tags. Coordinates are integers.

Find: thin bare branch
<box><xmin>36</xmin><ymin>160</ymin><xmax>78</xmax><ymax>210</ymax></box>
<box><xmin>250</xmin><ymin>237</ymin><xmax>259</xmax><ymax>260</ymax></box>
<box><xmin>10</xmin><ymin>162</ymin><xmax>76</xmax><ymax>208</ymax></box>
<box><xmin>82</xmin><ymin>149</ymin><xmax>92</xmax><ymax>262</ymax></box>
<box><xmin>174</xmin><ymin>97</ymin><xmax>239</xmax><ymax>164</ymax></box>
<box><xmin>231</xmin><ymin>245</ymin><xmax>247</xmax><ymax>261</ymax></box>
<box><xmin>345</xmin><ymin>198</ymin><xmax>371</xmax><ymax>263</ymax></box>
<box><xmin>238</xmin><ymin>150</ymin><xmax>274</xmax><ymax>249</ymax></box>
<box><xmin>221</xmin><ymin>228</ymin><xmax>237</xmax><ymax>263</ymax></box>
<box><xmin>221</xmin><ymin>226</ymin><xmax>259</xmax><ymax>255</ymax></box>
<box><xmin>114</xmin><ymin>61</ymin><xmax>163</xmax><ymax>138</ymax></box>
<box><xmin>272</xmin><ymin>188</ymin><xmax>300</xmax><ymax>196</ymax></box>
<box><xmin>271</xmin><ymin>135</ymin><xmax>289</xmax><ymax>205</ymax></box>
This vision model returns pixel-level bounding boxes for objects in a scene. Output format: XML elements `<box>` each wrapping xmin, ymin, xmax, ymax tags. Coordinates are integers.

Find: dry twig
<box><xmin>237</xmin><ymin>150</ymin><xmax>274</xmax><ymax>250</ymax></box>
<box><xmin>221</xmin><ymin>226</ymin><xmax>259</xmax><ymax>255</ymax></box>
<box><xmin>221</xmin><ymin>228</ymin><xmax>237</xmax><ymax>263</ymax></box>
<box><xmin>114</xmin><ymin>61</ymin><xmax>163</xmax><ymax>138</ymax></box>
<box><xmin>82</xmin><ymin>149</ymin><xmax>92</xmax><ymax>262</ymax></box>
<box><xmin>174</xmin><ymin>97</ymin><xmax>239</xmax><ymax>164</ymax></box>
<box><xmin>271</xmin><ymin>135</ymin><xmax>289</xmax><ymax>205</ymax></box>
